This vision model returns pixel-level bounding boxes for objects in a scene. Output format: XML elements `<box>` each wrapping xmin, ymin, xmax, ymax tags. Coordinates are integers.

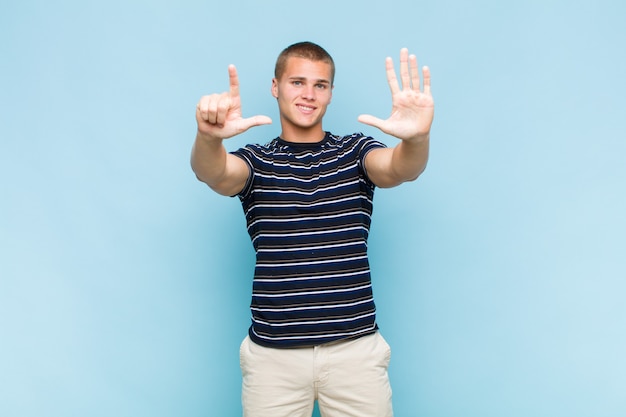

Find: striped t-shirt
<box><xmin>232</xmin><ymin>132</ymin><xmax>386</xmax><ymax>348</ymax></box>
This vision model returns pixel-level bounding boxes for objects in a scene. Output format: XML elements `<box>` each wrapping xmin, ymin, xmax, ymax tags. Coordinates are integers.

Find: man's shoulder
<box><xmin>328</xmin><ymin>132</ymin><xmax>387</xmax><ymax>152</ymax></box>
<box><xmin>326</xmin><ymin>131</ymin><xmax>380</xmax><ymax>147</ymax></box>
<box><xmin>330</xmin><ymin>131</ymin><xmax>368</xmax><ymax>141</ymax></box>
<box><xmin>233</xmin><ymin>137</ymin><xmax>280</xmax><ymax>156</ymax></box>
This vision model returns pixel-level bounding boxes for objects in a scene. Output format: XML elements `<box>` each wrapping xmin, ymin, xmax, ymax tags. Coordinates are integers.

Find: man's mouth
<box><xmin>296</xmin><ymin>104</ymin><xmax>316</xmax><ymax>113</ymax></box>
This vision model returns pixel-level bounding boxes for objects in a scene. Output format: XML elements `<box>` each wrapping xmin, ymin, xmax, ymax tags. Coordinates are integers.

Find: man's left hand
<box><xmin>358</xmin><ymin>48</ymin><xmax>434</xmax><ymax>142</ymax></box>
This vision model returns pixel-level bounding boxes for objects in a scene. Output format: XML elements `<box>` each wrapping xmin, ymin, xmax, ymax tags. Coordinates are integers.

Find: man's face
<box><xmin>272</xmin><ymin>57</ymin><xmax>333</xmax><ymax>137</ymax></box>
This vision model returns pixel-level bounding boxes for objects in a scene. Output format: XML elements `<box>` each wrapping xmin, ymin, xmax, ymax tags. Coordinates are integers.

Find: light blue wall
<box><xmin>2</xmin><ymin>1</ymin><xmax>625</xmax><ymax>416</ymax></box>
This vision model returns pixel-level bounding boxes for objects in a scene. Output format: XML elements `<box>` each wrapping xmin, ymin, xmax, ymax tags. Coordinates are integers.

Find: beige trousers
<box><xmin>239</xmin><ymin>332</ymin><xmax>393</xmax><ymax>417</ymax></box>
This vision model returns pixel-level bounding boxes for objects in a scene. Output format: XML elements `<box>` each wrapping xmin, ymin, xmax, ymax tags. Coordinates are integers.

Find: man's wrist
<box><xmin>403</xmin><ymin>132</ymin><xmax>430</xmax><ymax>144</ymax></box>
<box><xmin>196</xmin><ymin>130</ymin><xmax>224</xmax><ymax>144</ymax></box>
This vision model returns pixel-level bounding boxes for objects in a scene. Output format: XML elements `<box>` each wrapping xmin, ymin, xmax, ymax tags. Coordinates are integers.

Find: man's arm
<box><xmin>191</xmin><ymin>133</ymin><xmax>251</xmax><ymax>196</ymax></box>
<box><xmin>191</xmin><ymin>65</ymin><xmax>271</xmax><ymax>196</ymax></box>
<box><xmin>359</xmin><ymin>49</ymin><xmax>434</xmax><ymax>188</ymax></box>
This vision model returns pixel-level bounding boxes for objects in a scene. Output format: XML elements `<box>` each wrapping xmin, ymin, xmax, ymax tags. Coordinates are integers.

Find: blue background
<box><xmin>2</xmin><ymin>0</ymin><xmax>625</xmax><ymax>416</ymax></box>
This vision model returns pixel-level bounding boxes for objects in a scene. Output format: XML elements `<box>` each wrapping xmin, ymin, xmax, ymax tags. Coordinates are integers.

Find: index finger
<box><xmin>228</xmin><ymin>64</ymin><xmax>240</xmax><ymax>98</ymax></box>
<box><xmin>385</xmin><ymin>57</ymin><xmax>400</xmax><ymax>95</ymax></box>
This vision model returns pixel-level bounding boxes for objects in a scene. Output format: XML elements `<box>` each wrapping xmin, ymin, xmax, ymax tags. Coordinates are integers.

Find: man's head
<box><xmin>271</xmin><ymin>41</ymin><xmax>335</xmax><ymax>142</ymax></box>
<box><xmin>274</xmin><ymin>41</ymin><xmax>335</xmax><ymax>85</ymax></box>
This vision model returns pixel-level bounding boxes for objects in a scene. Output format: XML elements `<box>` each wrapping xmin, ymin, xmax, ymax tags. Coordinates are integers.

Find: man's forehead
<box><xmin>282</xmin><ymin>57</ymin><xmax>333</xmax><ymax>81</ymax></box>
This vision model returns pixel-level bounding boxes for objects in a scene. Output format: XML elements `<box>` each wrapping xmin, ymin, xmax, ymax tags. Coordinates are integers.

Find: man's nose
<box><xmin>301</xmin><ymin>85</ymin><xmax>315</xmax><ymax>100</ymax></box>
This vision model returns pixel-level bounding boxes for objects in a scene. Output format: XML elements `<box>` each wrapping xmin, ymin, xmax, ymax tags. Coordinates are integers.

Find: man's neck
<box><xmin>279</xmin><ymin>124</ymin><xmax>326</xmax><ymax>144</ymax></box>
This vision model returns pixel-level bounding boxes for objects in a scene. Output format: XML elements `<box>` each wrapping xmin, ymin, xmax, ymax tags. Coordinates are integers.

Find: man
<box><xmin>191</xmin><ymin>42</ymin><xmax>433</xmax><ymax>417</ymax></box>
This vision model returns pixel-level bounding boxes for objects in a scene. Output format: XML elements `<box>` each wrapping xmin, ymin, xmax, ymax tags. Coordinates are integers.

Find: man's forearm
<box><xmin>191</xmin><ymin>132</ymin><xmax>229</xmax><ymax>187</ymax></box>
<box><xmin>390</xmin><ymin>135</ymin><xmax>430</xmax><ymax>183</ymax></box>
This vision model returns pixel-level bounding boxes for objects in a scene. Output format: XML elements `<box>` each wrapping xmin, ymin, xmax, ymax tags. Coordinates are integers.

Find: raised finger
<box><xmin>228</xmin><ymin>64</ymin><xmax>240</xmax><ymax>98</ymax></box>
<box><xmin>409</xmin><ymin>54</ymin><xmax>420</xmax><ymax>91</ymax></box>
<box><xmin>399</xmin><ymin>48</ymin><xmax>410</xmax><ymax>90</ymax></box>
<box><xmin>422</xmin><ymin>66</ymin><xmax>431</xmax><ymax>95</ymax></box>
<box><xmin>385</xmin><ymin>57</ymin><xmax>400</xmax><ymax>95</ymax></box>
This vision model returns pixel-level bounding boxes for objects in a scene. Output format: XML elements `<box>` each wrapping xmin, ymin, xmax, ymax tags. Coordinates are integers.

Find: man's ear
<box><xmin>271</xmin><ymin>78</ymin><xmax>278</xmax><ymax>99</ymax></box>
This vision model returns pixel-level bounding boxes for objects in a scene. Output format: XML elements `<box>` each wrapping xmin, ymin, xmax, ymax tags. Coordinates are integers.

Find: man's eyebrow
<box><xmin>288</xmin><ymin>76</ymin><xmax>331</xmax><ymax>84</ymax></box>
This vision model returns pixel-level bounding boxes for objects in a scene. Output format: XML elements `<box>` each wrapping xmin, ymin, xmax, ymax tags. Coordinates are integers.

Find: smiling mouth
<box><xmin>296</xmin><ymin>104</ymin><xmax>316</xmax><ymax>113</ymax></box>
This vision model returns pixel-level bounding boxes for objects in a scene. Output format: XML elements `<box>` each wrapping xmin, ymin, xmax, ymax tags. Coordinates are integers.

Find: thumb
<box><xmin>358</xmin><ymin>114</ymin><xmax>386</xmax><ymax>130</ymax></box>
<box><xmin>238</xmin><ymin>115</ymin><xmax>273</xmax><ymax>132</ymax></box>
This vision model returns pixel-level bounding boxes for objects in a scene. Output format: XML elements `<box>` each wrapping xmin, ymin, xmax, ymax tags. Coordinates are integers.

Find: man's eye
<box><xmin>316</xmin><ymin>84</ymin><xmax>326</xmax><ymax>89</ymax></box>
<box><xmin>293</xmin><ymin>81</ymin><xmax>302</xmax><ymax>86</ymax></box>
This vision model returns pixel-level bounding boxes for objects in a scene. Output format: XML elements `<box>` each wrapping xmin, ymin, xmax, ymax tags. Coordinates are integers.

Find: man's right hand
<box><xmin>196</xmin><ymin>65</ymin><xmax>272</xmax><ymax>140</ymax></box>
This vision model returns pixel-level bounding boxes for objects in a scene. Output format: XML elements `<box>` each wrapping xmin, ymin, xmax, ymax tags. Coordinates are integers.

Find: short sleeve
<box><xmin>354</xmin><ymin>134</ymin><xmax>386</xmax><ymax>185</ymax></box>
<box><xmin>230</xmin><ymin>147</ymin><xmax>255</xmax><ymax>199</ymax></box>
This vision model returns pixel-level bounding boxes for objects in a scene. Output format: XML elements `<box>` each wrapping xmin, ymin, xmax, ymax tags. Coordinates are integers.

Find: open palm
<box><xmin>358</xmin><ymin>49</ymin><xmax>434</xmax><ymax>142</ymax></box>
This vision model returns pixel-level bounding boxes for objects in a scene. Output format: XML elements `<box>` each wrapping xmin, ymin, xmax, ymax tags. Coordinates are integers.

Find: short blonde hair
<box><xmin>274</xmin><ymin>41</ymin><xmax>335</xmax><ymax>85</ymax></box>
